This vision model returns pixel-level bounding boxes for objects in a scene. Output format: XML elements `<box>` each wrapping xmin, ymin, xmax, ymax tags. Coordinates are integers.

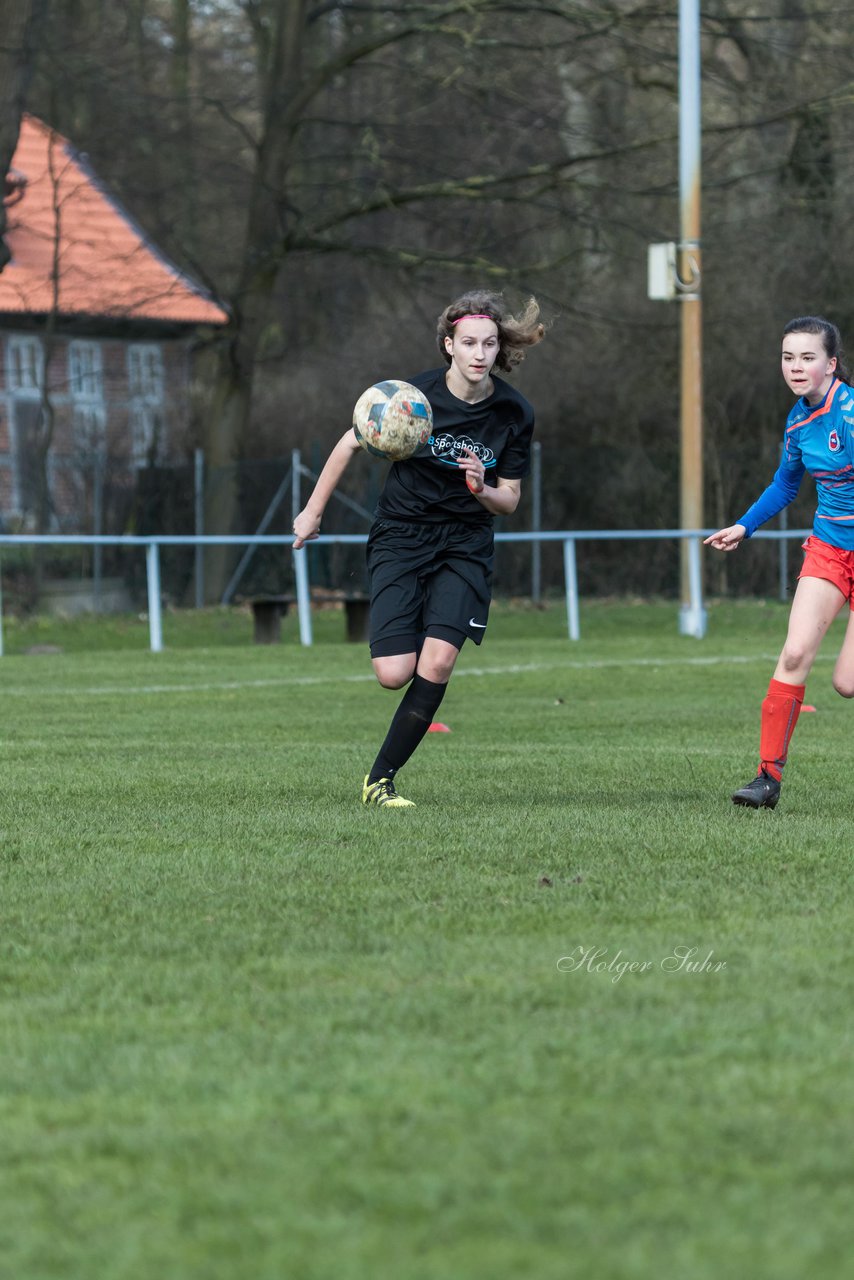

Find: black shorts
<box><xmin>366</xmin><ymin>517</ymin><xmax>494</xmax><ymax>658</ymax></box>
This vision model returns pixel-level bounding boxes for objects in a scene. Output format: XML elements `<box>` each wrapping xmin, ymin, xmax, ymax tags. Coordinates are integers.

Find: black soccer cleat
<box><xmin>731</xmin><ymin>770</ymin><xmax>781</xmax><ymax>810</ymax></box>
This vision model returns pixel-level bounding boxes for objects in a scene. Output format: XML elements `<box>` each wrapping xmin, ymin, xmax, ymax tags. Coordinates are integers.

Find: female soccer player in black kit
<box><xmin>292</xmin><ymin>289</ymin><xmax>546</xmax><ymax>807</ymax></box>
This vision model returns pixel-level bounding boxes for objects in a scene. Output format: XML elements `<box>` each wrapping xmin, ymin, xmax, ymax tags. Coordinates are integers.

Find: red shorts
<box><xmin>799</xmin><ymin>535</ymin><xmax>854</xmax><ymax>608</ymax></box>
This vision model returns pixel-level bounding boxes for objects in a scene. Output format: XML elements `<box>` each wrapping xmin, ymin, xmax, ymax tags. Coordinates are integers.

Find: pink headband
<box><xmin>452</xmin><ymin>313</ymin><xmax>494</xmax><ymax>325</ymax></box>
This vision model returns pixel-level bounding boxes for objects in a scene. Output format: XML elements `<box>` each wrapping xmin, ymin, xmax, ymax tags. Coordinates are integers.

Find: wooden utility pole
<box><xmin>678</xmin><ymin>0</ymin><xmax>706</xmax><ymax>637</ymax></box>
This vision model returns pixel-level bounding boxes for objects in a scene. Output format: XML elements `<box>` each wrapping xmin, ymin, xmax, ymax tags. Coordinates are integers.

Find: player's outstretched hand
<box><xmin>458</xmin><ymin>446</ymin><xmax>485</xmax><ymax>494</ymax></box>
<box><xmin>292</xmin><ymin>509</ymin><xmax>321</xmax><ymax>549</ymax></box>
<box><xmin>704</xmin><ymin>523</ymin><xmax>747</xmax><ymax>552</ymax></box>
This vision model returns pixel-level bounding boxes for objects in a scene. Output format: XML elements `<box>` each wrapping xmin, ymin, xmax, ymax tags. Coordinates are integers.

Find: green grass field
<box><xmin>1</xmin><ymin>599</ymin><xmax>851</xmax><ymax>1279</ymax></box>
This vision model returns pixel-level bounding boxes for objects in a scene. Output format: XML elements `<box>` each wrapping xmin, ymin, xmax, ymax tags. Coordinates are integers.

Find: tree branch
<box><xmin>300</xmin><ymin>133</ymin><xmax>677</xmax><ymax>239</ymax></box>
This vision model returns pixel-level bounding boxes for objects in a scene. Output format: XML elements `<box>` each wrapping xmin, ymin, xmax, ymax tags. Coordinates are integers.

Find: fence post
<box><xmin>146</xmin><ymin>542</ymin><xmax>164</xmax><ymax>652</ymax></box>
<box><xmin>291</xmin><ymin>450</ymin><xmax>315</xmax><ymax>646</ymax></box>
<box><xmin>531</xmin><ymin>440</ymin><xmax>542</xmax><ymax>604</ymax></box>
<box><xmin>683</xmin><ymin>535</ymin><xmax>707</xmax><ymax>637</ymax></box>
<box><xmin>93</xmin><ymin>455</ymin><xmax>104</xmax><ymax>611</ymax></box>
<box><xmin>291</xmin><ymin>448</ymin><xmax>301</xmax><ymax>524</ymax></box>
<box><xmin>292</xmin><ymin>546</ymin><xmax>313</xmax><ymax>646</ymax></box>
<box><xmin>194</xmin><ymin>448</ymin><xmax>205</xmax><ymax>609</ymax></box>
<box><xmin>779</xmin><ymin>506</ymin><xmax>789</xmax><ymax>603</ymax></box>
<box><xmin>563</xmin><ymin>537</ymin><xmax>580</xmax><ymax>640</ymax></box>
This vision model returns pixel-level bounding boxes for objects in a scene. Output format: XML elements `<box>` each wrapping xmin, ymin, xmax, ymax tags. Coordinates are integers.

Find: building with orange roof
<box><xmin>0</xmin><ymin>114</ymin><xmax>228</xmax><ymax>530</ymax></box>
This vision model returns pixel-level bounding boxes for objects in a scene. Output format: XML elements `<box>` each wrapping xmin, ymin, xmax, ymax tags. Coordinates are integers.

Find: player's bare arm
<box><xmin>292</xmin><ymin>429</ymin><xmax>362</xmax><ymax>548</ymax></box>
<box><xmin>468</xmin><ymin>472</ymin><xmax>522</xmax><ymax>516</ymax></box>
<box><xmin>457</xmin><ymin>448</ymin><xmax>522</xmax><ymax>515</ymax></box>
<box><xmin>704</xmin><ymin>523</ymin><xmax>746</xmax><ymax>553</ymax></box>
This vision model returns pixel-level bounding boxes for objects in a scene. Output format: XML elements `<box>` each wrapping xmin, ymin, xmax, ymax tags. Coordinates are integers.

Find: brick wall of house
<box><xmin>0</xmin><ymin>329</ymin><xmax>191</xmax><ymax>530</ymax></box>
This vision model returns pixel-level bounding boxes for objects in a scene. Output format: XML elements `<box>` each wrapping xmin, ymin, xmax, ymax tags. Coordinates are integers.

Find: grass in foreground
<box><xmin>1</xmin><ymin>599</ymin><xmax>852</xmax><ymax>1279</ymax></box>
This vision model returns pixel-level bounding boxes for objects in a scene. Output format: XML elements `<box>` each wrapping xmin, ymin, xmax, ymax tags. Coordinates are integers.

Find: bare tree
<box><xmin>0</xmin><ymin>0</ymin><xmax>48</xmax><ymax>270</ymax></box>
<box><xmin>16</xmin><ymin>0</ymin><xmax>854</xmax><ymax>598</ymax></box>
<box><xmin>196</xmin><ymin>0</ymin><xmax>669</xmax><ymax>592</ymax></box>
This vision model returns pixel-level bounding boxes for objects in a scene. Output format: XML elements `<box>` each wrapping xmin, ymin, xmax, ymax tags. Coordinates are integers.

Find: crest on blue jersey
<box><xmin>829</xmin><ymin>429</ymin><xmax>842</xmax><ymax>453</ymax></box>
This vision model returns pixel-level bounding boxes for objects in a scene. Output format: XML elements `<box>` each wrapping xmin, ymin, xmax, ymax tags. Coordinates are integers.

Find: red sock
<box><xmin>759</xmin><ymin>678</ymin><xmax>805</xmax><ymax>782</ymax></box>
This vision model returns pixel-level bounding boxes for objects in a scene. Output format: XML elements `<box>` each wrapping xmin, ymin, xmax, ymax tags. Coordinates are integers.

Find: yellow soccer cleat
<box><xmin>362</xmin><ymin>775</ymin><xmax>415</xmax><ymax>808</ymax></box>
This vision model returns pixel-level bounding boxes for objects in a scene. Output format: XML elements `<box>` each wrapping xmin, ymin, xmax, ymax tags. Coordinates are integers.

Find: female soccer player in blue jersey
<box><xmin>706</xmin><ymin>316</ymin><xmax>854</xmax><ymax>809</ymax></box>
<box><xmin>292</xmin><ymin>290</ymin><xmax>546</xmax><ymax>808</ymax></box>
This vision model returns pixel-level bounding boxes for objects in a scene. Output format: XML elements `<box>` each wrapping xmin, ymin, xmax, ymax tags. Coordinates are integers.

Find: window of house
<box><xmin>8</xmin><ymin>399</ymin><xmax>41</xmax><ymax>516</ymax></box>
<box><xmin>130</xmin><ymin>404</ymin><xmax>164</xmax><ymax>469</ymax></box>
<box><xmin>5</xmin><ymin>338</ymin><xmax>45</xmax><ymax>518</ymax></box>
<box><xmin>6</xmin><ymin>336</ymin><xmax>44</xmax><ymax>394</ymax></box>
<box><xmin>68</xmin><ymin>342</ymin><xmax>104</xmax><ymax>402</ymax></box>
<box><xmin>128</xmin><ymin>344</ymin><xmax>164</xmax><ymax>401</ymax></box>
<box><xmin>72</xmin><ymin>403</ymin><xmax>107</xmax><ymax>457</ymax></box>
<box><xmin>127</xmin><ymin>344</ymin><xmax>165</xmax><ymax>467</ymax></box>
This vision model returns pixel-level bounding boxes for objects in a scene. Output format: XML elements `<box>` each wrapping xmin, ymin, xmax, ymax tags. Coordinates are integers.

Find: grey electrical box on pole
<box><xmin>647</xmin><ymin>243</ymin><xmax>678</xmax><ymax>301</ymax></box>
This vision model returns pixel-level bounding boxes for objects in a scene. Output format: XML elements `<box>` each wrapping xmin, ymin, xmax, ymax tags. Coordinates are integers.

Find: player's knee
<box><xmin>832</xmin><ymin>673</ymin><xmax>854</xmax><ymax>698</ymax></box>
<box><xmin>779</xmin><ymin>643</ymin><xmax>810</xmax><ymax>676</ymax></box>
<box><xmin>373</xmin><ymin>657</ymin><xmax>415</xmax><ymax>689</ymax></box>
<box><xmin>377</xmin><ymin>673</ymin><xmax>410</xmax><ymax>691</ymax></box>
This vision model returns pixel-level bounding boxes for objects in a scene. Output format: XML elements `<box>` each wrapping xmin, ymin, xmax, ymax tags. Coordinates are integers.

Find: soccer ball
<box><xmin>352</xmin><ymin>380</ymin><xmax>432</xmax><ymax>461</ymax></box>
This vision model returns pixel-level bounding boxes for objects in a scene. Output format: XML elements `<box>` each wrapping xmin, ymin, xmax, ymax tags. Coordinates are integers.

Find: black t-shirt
<box><xmin>375</xmin><ymin>368</ymin><xmax>535</xmax><ymax>525</ymax></box>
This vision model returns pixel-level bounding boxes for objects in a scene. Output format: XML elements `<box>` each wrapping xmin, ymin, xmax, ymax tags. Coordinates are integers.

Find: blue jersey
<box><xmin>737</xmin><ymin>379</ymin><xmax>854</xmax><ymax>550</ymax></box>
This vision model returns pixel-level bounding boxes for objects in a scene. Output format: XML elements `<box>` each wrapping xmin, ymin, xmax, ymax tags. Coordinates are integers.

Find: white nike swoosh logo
<box><xmin>469</xmin><ymin>618</ymin><xmax>487</xmax><ymax>628</ymax></box>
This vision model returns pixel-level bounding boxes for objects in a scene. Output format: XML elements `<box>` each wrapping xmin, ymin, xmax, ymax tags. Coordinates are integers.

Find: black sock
<box><xmin>369</xmin><ymin>674</ymin><xmax>447</xmax><ymax>782</ymax></box>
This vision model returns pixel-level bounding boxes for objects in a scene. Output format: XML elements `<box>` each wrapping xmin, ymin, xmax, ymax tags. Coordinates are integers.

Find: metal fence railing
<box><xmin>0</xmin><ymin>528</ymin><xmax>812</xmax><ymax>656</ymax></box>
